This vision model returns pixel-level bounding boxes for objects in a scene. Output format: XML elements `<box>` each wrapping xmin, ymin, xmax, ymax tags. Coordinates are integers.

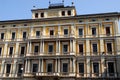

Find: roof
<box><xmin>0</xmin><ymin>12</ymin><xmax>120</xmax><ymax>24</ymax></box>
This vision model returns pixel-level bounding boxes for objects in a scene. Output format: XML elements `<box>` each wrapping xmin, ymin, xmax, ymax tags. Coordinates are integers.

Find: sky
<box><xmin>0</xmin><ymin>0</ymin><xmax>120</xmax><ymax>21</ymax></box>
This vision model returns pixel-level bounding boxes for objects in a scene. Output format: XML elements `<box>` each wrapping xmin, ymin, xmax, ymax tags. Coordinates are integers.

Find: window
<box><xmin>12</xmin><ymin>32</ymin><xmax>15</xmax><ymax>40</ymax></box>
<box><xmin>41</xmin><ymin>13</ymin><xmax>44</xmax><ymax>17</ymax></box>
<box><xmin>0</xmin><ymin>47</ymin><xmax>2</xmax><ymax>55</ymax></box>
<box><xmin>62</xmin><ymin>11</ymin><xmax>65</xmax><ymax>16</ymax></box>
<box><xmin>36</xmin><ymin>31</ymin><xmax>40</xmax><ymax>37</ymax></box>
<box><xmin>68</xmin><ymin>10</ymin><xmax>71</xmax><ymax>15</ymax></box>
<box><xmin>79</xmin><ymin>63</ymin><xmax>84</xmax><ymax>73</ymax></box>
<box><xmin>20</xmin><ymin>47</ymin><xmax>25</xmax><ymax>56</ymax></box>
<box><xmin>9</xmin><ymin>47</ymin><xmax>13</xmax><ymax>56</ymax></box>
<box><xmin>79</xmin><ymin>29</ymin><xmax>83</xmax><ymax>36</ymax></box>
<box><xmin>6</xmin><ymin>64</ymin><xmax>11</xmax><ymax>73</ymax></box>
<box><xmin>79</xmin><ymin>44</ymin><xmax>83</xmax><ymax>53</ymax></box>
<box><xmin>93</xmin><ymin>63</ymin><xmax>99</xmax><ymax>73</ymax></box>
<box><xmin>32</xmin><ymin>64</ymin><xmax>38</xmax><ymax>72</ymax></box>
<box><xmin>92</xmin><ymin>44</ymin><xmax>97</xmax><ymax>53</ymax></box>
<box><xmin>106</xmin><ymin>27</ymin><xmax>110</xmax><ymax>35</ymax></box>
<box><xmin>23</xmin><ymin>32</ymin><xmax>26</xmax><ymax>39</ymax></box>
<box><xmin>35</xmin><ymin>13</ymin><xmax>38</xmax><ymax>18</ymax></box>
<box><xmin>107</xmin><ymin>43</ymin><xmax>112</xmax><ymax>52</ymax></box>
<box><xmin>63</xmin><ymin>45</ymin><xmax>68</xmax><ymax>53</ymax></box>
<box><xmin>92</xmin><ymin>28</ymin><xmax>96</xmax><ymax>35</ymax></box>
<box><xmin>47</xmin><ymin>63</ymin><xmax>53</xmax><ymax>72</ymax></box>
<box><xmin>18</xmin><ymin>64</ymin><xmax>23</xmax><ymax>73</ymax></box>
<box><xmin>63</xmin><ymin>63</ymin><xmax>68</xmax><ymax>72</ymax></box>
<box><xmin>48</xmin><ymin>45</ymin><xmax>53</xmax><ymax>53</ymax></box>
<box><xmin>1</xmin><ymin>33</ymin><xmax>4</xmax><ymax>40</ymax></box>
<box><xmin>50</xmin><ymin>30</ymin><xmax>54</xmax><ymax>36</ymax></box>
<box><xmin>64</xmin><ymin>29</ymin><xmax>68</xmax><ymax>35</ymax></box>
<box><xmin>108</xmin><ymin>62</ymin><xmax>114</xmax><ymax>74</ymax></box>
<box><xmin>34</xmin><ymin>46</ymin><xmax>39</xmax><ymax>53</ymax></box>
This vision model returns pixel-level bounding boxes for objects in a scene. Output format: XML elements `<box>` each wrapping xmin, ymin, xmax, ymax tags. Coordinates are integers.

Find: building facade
<box><xmin>0</xmin><ymin>3</ymin><xmax>120</xmax><ymax>80</ymax></box>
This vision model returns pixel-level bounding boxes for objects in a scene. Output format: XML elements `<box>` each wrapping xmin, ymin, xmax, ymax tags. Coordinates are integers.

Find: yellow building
<box><xmin>0</xmin><ymin>3</ymin><xmax>120</xmax><ymax>80</ymax></box>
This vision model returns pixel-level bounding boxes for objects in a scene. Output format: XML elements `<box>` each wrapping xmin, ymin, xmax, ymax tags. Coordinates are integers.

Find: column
<box><xmin>58</xmin><ymin>25</ymin><xmax>61</xmax><ymax>36</ymax></box>
<box><xmin>55</xmin><ymin>59</ymin><xmax>58</xmax><ymax>73</ymax></box>
<box><xmin>86</xmin><ymin>58</ymin><xmax>91</xmax><ymax>77</ymax></box>
<box><xmin>58</xmin><ymin>40</ymin><xmax>60</xmax><ymax>53</ymax></box>
<box><xmin>100</xmin><ymin>39</ymin><xmax>105</xmax><ymax>54</ymax></box>
<box><xmin>12</xmin><ymin>60</ymin><xmax>17</xmax><ymax>77</ymax></box>
<box><xmin>30</xmin><ymin>27</ymin><xmax>33</xmax><ymax>37</ymax></box>
<box><xmin>73</xmin><ymin>58</ymin><xmax>76</xmax><ymax>73</ymax></box>
<box><xmin>10</xmin><ymin>63</ymin><xmax>13</xmax><ymax>77</ymax></box>
<box><xmin>38</xmin><ymin>59</ymin><xmax>40</xmax><ymax>72</ymax></box>
<box><xmin>27</xmin><ymin>41</ymin><xmax>30</xmax><ymax>54</ymax></box>
<box><xmin>29</xmin><ymin>42</ymin><xmax>32</xmax><ymax>53</ymax></box>
<box><xmin>56</xmin><ymin>40</ymin><xmax>58</xmax><ymax>53</ymax></box>
<box><xmin>43</xmin><ymin>26</ymin><xmax>46</xmax><ymax>36</ymax></box>
<box><xmin>15</xmin><ymin>42</ymin><xmax>19</xmax><ymax>57</ymax></box>
<box><xmin>58</xmin><ymin>59</ymin><xmax>60</xmax><ymax>73</ymax></box>
<box><xmin>42</xmin><ymin>41</ymin><xmax>44</xmax><ymax>53</ymax></box>
<box><xmin>3</xmin><ymin>43</ymin><xmax>8</xmax><ymax>57</ymax></box>
<box><xmin>71</xmin><ymin>24</ymin><xmax>74</xmax><ymax>36</ymax></box>
<box><xmin>27</xmin><ymin>60</ymin><xmax>31</xmax><ymax>73</ymax></box>
<box><xmin>86</xmin><ymin>40</ymin><xmax>90</xmax><ymax>56</ymax></box>
<box><xmin>25</xmin><ymin>59</ymin><xmax>28</xmax><ymax>73</ymax></box>
<box><xmin>70</xmin><ymin>58</ymin><xmax>72</xmax><ymax>73</ymax></box>
<box><xmin>73</xmin><ymin>39</ymin><xmax>76</xmax><ymax>53</ymax></box>
<box><xmin>41</xmin><ymin>59</ymin><xmax>43</xmax><ymax>72</ymax></box>
<box><xmin>70</xmin><ymin>40</ymin><xmax>72</xmax><ymax>52</ymax></box>
<box><xmin>99</xmin><ymin>23</ymin><xmax>102</xmax><ymax>36</ymax></box>
<box><xmin>40</xmin><ymin>41</ymin><xmax>42</xmax><ymax>53</ymax></box>
<box><xmin>1</xmin><ymin>60</ymin><xmax>5</xmax><ymax>77</ymax></box>
<box><xmin>101</xmin><ymin>57</ymin><xmax>105</xmax><ymax>77</ymax></box>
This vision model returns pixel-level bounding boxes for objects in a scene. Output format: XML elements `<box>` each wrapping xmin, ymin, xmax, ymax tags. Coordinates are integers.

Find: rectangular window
<box><xmin>41</xmin><ymin>13</ymin><xmax>44</xmax><ymax>17</ymax></box>
<box><xmin>32</xmin><ymin>64</ymin><xmax>38</xmax><ymax>72</ymax></box>
<box><xmin>62</xmin><ymin>11</ymin><xmax>65</xmax><ymax>16</ymax></box>
<box><xmin>34</xmin><ymin>46</ymin><xmax>39</xmax><ymax>53</ymax></box>
<box><xmin>63</xmin><ymin>63</ymin><xmax>68</xmax><ymax>72</ymax></box>
<box><xmin>79</xmin><ymin>29</ymin><xmax>83</xmax><ymax>36</ymax></box>
<box><xmin>64</xmin><ymin>29</ymin><xmax>68</xmax><ymax>35</ymax></box>
<box><xmin>6</xmin><ymin>64</ymin><xmax>11</xmax><ymax>73</ymax></box>
<box><xmin>93</xmin><ymin>63</ymin><xmax>99</xmax><ymax>73</ymax></box>
<box><xmin>1</xmin><ymin>33</ymin><xmax>4</xmax><ymax>40</ymax></box>
<box><xmin>9</xmin><ymin>47</ymin><xmax>13</xmax><ymax>56</ymax></box>
<box><xmin>107</xmin><ymin>43</ymin><xmax>112</xmax><ymax>52</ymax></box>
<box><xmin>79</xmin><ymin>63</ymin><xmax>84</xmax><ymax>73</ymax></box>
<box><xmin>50</xmin><ymin>30</ymin><xmax>54</xmax><ymax>36</ymax></box>
<box><xmin>79</xmin><ymin>44</ymin><xmax>83</xmax><ymax>53</ymax></box>
<box><xmin>108</xmin><ymin>62</ymin><xmax>114</xmax><ymax>74</ymax></box>
<box><xmin>20</xmin><ymin>46</ymin><xmax>25</xmax><ymax>55</ymax></box>
<box><xmin>36</xmin><ymin>31</ymin><xmax>40</xmax><ymax>37</ymax></box>
<box><xmin>23</xmin><ymin>32</ymin><xmax>26</xmax><ymax>39</ymax></box>
<box><xmin>47</xmin><ymin>63</ymin><xmax>53</xmax><ymax>72</ymax></box>
<box><xmin>68</xmin><ymin>10</ymin><xmax>71</xmax><ymax>15</ymax></box>
<box><xmin>63</xmin><ymin>45</ymin><xmax>68</xmax><ymax>53</ymax></box>
<box><xmin>92</xmin><ymin>28</ymin><xmax>96</xmax><ymax>35</ymax></box>
<box><xmin>106</xmin><ymin>27</ymin><xmax>110</xmax><ymax>35</ymax></box>
<box><xmin>0</xmin><ymin>47</ymin><xmax>2</xmax><ymax>56</ymax></box>
<box><xmin>18</xmin><ymin>64</ymin><xmax>23</xmax><ymax>73</ymax></box>
<box><xmin>35</xmin><ymin>13</ymin><xmax>38</xmax><ymax>18</ymax></box>
<box><xmin>48</xmin><ymin>45</ymin><xmax>53</xmax><ymax>53</ymax></box>
<box><xmin>92</xmin><ymin>44</ymin><xmax>97</xmax><ymax>52</ymax></box>
<box><xmin>12</xmin><ymin>32</ymin><xmax>15</xmax><ymax>40</ymax></box>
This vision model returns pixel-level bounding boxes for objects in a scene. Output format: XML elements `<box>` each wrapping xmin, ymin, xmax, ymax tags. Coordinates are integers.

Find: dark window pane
<box><xmin>92</xmin><ymin>28</ymin><xmax>96</xmax><ymax>35</ymax></box>
<box><xmin>93</xmin><ymin>44</ymin><xmax>97</xmax><ymax>52</ymax></box>
<box><xmin>0</xmin><ymin>47</ymin><xmax>2</xmax><ymax>56</ymax></box>
<box><xmin>63</xmin><ymin>63</ymin><xmax>68</xmax><ymax>72</ymax></box>
<box><xmin>9</xmin><ymin>47</ymin><xmax>13</xmax><ymax>56</ymax></box>
<box><xmin>35</xmin><ymin>13</ymin><xmax>38</xmax><ymax>18</ymax></box>
<box><xmin>107</xmin><ymin>43</ymin><xmax>112</xmax><ymax>52</ymax></box>
<box><xmin>63</xmin><ymin>45</ymin><xmax>68</xmax><ymax>52</ymax></box>
<box><xmin>36</xmin><ymin>31</ymin><xmax>40</xmax><ymax>37</ymax></box>
<box><xmin>1</xmin><ymin>33</ymin><xmax>4</xmax><ymax>39</ymax></box>
<box><xmin>79</xmin><ymin>63</ymin><xmax>84</xmax><ymax>73</ymax></box>
<box><xmin>106</xmin><ymin>27</ymin><xmax>110</xmax><ymax>35</ymax></box>
<box><xmin>64</xmin><ymin>29</ymin><xmax>68</xmax><ymax>35</ymax></box>
<box><xmin>21</xmin><ymin>47</ymin><xmax>25</xmax><ymax>55</ymax></box>
<box><xmin>18</xmin><ymin>64</ymin><xmax>23</xmax><ymax>73</ymax></box>
<box><xmin>6</xmin><ymin>64</ymin><xmax>11</xmax><ymax>73</ymax></box>
<box><xmin>93</xmin><ymin>63</ymin><xmax>99</xmax><ymax>73</ymax></box>
<box><xmin>108</xmin><ymin>62</ymin><xmax>114</xmax><ymax>73</ymax></box>
<box><xmin>62</xmin><ymin>11</ymin><xmax>65</xmax><ymax>16</ymax></box>
<box><xmin>47</xmin><ymin>63</ymin><xmax>52</xmax><ymax>72</ymax></box>
<box><xmin>34</xmin><ymin>46</ymin><xmax>39</xmax><ymax>53</ymax></box>
<box><xmin>12</xmin><ymin>32</ymin><xmax>15</xmax><ymax>39</ymax></box>
<box><xmin>32</xmin><ymin>64</ymin><xmax>38</xmax><ymax>72</ymax></box>
<box><xmin>41</xmin><ymin>13</ymin><xmax>44</xmax><ymax>17</ymax></box>
<box><xmin>68</xmin><ymin>10</ymin><xmax>71</xmax><ymax>15</ymax></box>
<box><xmin>79</xmin><ymin>44</ymin><xmax>83</xmax><ymax>53</ymax></box>
<box><xmin>49</xmin><ymin>45</ymin><xmax>53</xmax><ymax>52</ymax></box>
<box><xmin>50</xmin><ymin>30</ymin><xmax>54</xmax><ymax>36</ymax></box>
<box><xmin>23</xmin><ymin>32</ymin><xmax>26</xmax><ymax>39</ymax></box>
<box><xmin>79</xmin><ymin>29</ymin><xmax>83</xmax><ymax>36</ymax></box>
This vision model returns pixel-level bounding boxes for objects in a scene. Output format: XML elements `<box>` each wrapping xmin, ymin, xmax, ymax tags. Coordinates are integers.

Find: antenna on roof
<box><xmin>49</xmin><ymin>0</ymin><xmax>51</xmax><ymax>5</ymax></box>
<box><xmin>62</xmin><ymin>0</ymin><xmax>64</xmax><ymax>3</ymax></box>
<box><xmin>71</xmin><ymin>2</ymin><xmax>74</xmax><ymax>6</ymax></box>
<box><xmin>33</xmin><ymin>6</ymin><xmax>36</xmax><ymax>9</ymax></box>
